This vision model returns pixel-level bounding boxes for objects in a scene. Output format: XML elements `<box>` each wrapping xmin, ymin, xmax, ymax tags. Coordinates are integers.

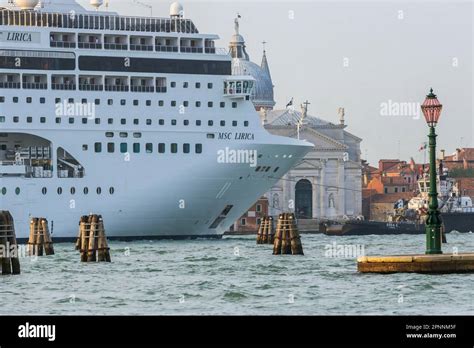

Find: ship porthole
<box><xmin>42</xmin><ymin>187</ymin><xmax>47</xmax><ymax>195</ymax></box>
<box><xmin>83</xmin><ymin>187</ymin><xmax>89</xmax><ymax>195</ymax></box>
<box><xmin>57</xmin><ymin>187</ymin><xmax>62</xmax><ymax>195</ymax></box>
<box><xmin>109</xmin><ymin>187</ymin><xmax>114</xmax><ymax>195</ymax></box>
<box><xmin>15</xmin><ymin>187</ymin><xmax>20</xmax><ymax>195</ymax></box>
<box><xmin>70</xmin><ymin>187</ymin><xmax>76</xmax><ymax>195</ymax></box>
<box><xmin>1</xmin><ymin>187</ymin><xmax>6</xmax><ymax>195</ymax></box>
<box><xmin>96</xmin><ymin>187</ymin><xmax>102</xmax><ymax>195</ymax></box>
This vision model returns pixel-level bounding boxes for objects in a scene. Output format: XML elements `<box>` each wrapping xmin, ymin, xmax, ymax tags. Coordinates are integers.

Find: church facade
<box><xmin>229</xmin><ymin>18</ymin><xmax>362</xmax><ymax>230</ymax></box>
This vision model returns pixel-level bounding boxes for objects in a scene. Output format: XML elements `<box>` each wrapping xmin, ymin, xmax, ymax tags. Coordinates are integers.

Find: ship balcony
<box><xmin>204</xmin><ymin>39</ymin><xmax>216</xmax><ymax>54</ymax></box>
<box><xmin>180</xmin><ymin>38</ymin><xmax>203</xmax><ymax>53</ymax></box>
<box><xmin>79</xmin><ymin>75</ymin><xmax>104</xmax><ymax>91</ymax></box>
<box><xmin>223</xmin><ymin>77</ymin><xmax>255</xmax><ymax>99</ymax></box>
<box><xmin>155</xmin><ymin>37</ymin><xmax>178</xmax><ymax>52</ymax></box>
<box><xmin>50</xmin><ymin>32</ymin><xmax>76</xmax><ymax>48</ymax></box>
<box><xmin>155</xmin><ymin>77</ymin><xmax>167</xmax><ymax>93</ymax></box>
<box><xmin>130</xmin><ymin>36</ymin><xmax>154</xmax><ymax>51</ymax></box>
<box><xmin>131</xmin><ymin>77</ymin><xmax>154</xmax><ymax>93</ymax></box>
<box><xmin>22</xmin><ymin>74</ymin><xmax>48</xmax><ymax>90</ymax></box>
<box><xmin>104</xmin><ymin>35</ymin><xmax>128</xmax><ymax>50</ymax></box>
<box><xmin>51</xmin><ymin>75</ymin><xmax>76</xmax><ymax>90</ymax></box>
<box><xmin>78</xmin><ymin>34</ymin><xmax>103</xmax><ymax>49</ymax></box>
<box><xmin>105</xmin><ymin>76</ymin><xmax>129</xmax><ymax>92</ymax></box>
<box><xmin>0</xmin><ymin>73</ymin><xmax>21</xmax><ymax>89</ymax></box>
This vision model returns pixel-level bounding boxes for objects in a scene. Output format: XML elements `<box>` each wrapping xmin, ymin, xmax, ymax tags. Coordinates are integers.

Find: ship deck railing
<box><xmin>50</xmin><ymin>41</ymin><xmax>76</xmax><ymax>48</ymax></box>
<box><xmin>22</xmin><ymin>82</ymin><xmax>48</xmax><ymax>90</ymax></box>
<box><xmin>0</xmin><ymin>82</ymin><xmax>20</xmax><ymax>89</ymax></box>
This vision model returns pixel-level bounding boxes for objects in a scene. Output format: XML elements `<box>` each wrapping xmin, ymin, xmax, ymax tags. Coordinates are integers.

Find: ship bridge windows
<box><xmin>50</xmin><ymin>32</ymin><xmax>76</xmax><ymax>48</ymax></box>
<box><xmin>180</xmin><ymin>38</ymin><xmax>203</xmax><ymax>53</ymax></box>
<box><xmin>51</xmin><ymin>75</ymin><xmax>76</xmax><ymax>90</ymax></box>
<box><xmin>131</xmin><ymin>77</ymin><xmax>154</xmax><ymax>92</ymax></box>
<box><xmin>155</xmin><ymin>37</ymin><xmax>178</xmax><ymax>52</ymax></box>
<box><xmin>204</xmin><ymin>39</ymin><xmax>216</xmax><ymax>54</ymax></box>
<box><xmin>130</xmin><ymin>36</ymin><xmax>154</xmax><ymax>51</ymax></box>
<box><xmin>104</xmin><ymin>35</ymin><xmax>128</xmax><ymax>50</ymax></box>
<box><xmin>223</xmin><ymin>77</ymin><xmax>255</xmax><ymax>99</ymax></box>
<box><xmin>79</xmin><ymin>75</ymin><xmax>103</xmax><ymax>91</ymax></box>
<box><xmin>105</xmin><ymin>76</ymin><xmax>129</xmax><ymax>92</ymax></box>
<box><xmin>57</xmin><ymin>147</ymin><xmax>85</xmax><ymax>178</ymax></box>
<box><xmin>22</xmin><ymin>74</ymin><xmax>47</xmax><ymax>90</ymax></box>
<box><xmin>0</xmin><ymin>73</ymin><xmax>20</xmax><ymax>89</ymax></box>
<box><xmin>78</xmin><ymin>34</ymin><xmax>102</xmax><ymax>49</ymax></box>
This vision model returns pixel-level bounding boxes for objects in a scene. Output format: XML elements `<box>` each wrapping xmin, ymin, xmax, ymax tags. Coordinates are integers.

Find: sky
<box><xmin>9</xmin><ymin>0</ymin><xmax>474</xmax><ymax>165</ymax></box>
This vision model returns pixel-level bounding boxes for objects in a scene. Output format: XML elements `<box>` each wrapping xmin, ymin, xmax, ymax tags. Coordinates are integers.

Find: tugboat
<box><xmin>320</xmin><ymin>169</ymin><xmax>474</xmax><ymax>236</ymax></box>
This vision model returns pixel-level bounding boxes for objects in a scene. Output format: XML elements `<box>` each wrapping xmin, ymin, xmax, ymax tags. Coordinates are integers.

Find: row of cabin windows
<box><xmin>0</xmin><ymin>186</ymin><xmax>114</xmax><ymax>196</ymax></box>
<box><xmin>91</xmin><ymin>142</ymin><xmax>203</xmax><ymax>154</ymax></box>
<box><xmin>255</xmin><ymin>165</ymin><xmax>280</xmax><ymax>173</ymax></box>
<box><xmin>0</xmin><ymin>96</ymin><xmax>238</xmax><ymax>109</ymax></box>
<box><xmin>170</xmin><ymin>82</ymin><xmax>213</xmax><ymax>89</ymax></box>
<box><xmin>1</xmin><ymin>116</ymin><xmax>249</xmax><ymax>127</ymax></box>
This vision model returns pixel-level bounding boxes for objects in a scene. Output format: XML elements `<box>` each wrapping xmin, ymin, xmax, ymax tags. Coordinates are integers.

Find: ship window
<box><xmin>208</xmin><ymin>83</ymin><xmax>213</xmax><ymax>89</ymax></box>
<box><xmin>42</xmin><ymin>187</ymin><xmax>47</xmax><ymax>195</ymax></box>
<box><xmin>95</xmin><ymin>99</ymin><xmax>100</xmax><ymax>105</ymax></box>
<box><xmin>57</xmin><ymin>187</ymin><xmax>63</xmax><ymax>195</ymax></box>
<box><xmin>195</xmin><ymin>101</ymin><xmax>201</xmax><ymax>107</ymax></box>
<box><xmin>121</xmin><ymin>99</ymin><xmax>126</xmax><ymax>106</ymax></box>
<box><xmin>255</xmin><ymin>166</ymin><xmax>261</xmax><ymax>172</ymax></box>
<box><xmin>120</xmin><ymin>143</ymin><xmax>128</xmax><ymax>153</ymax></box>
<box><xmin>159</xmin><ymin>119</ymin><xmax>164</xmax><ymax>125</ymax></box>
<box><xmin>196</xmin><ymin>120</ymin><xmax>201</xmax><ymax>126</ymax></box>
<box><xmin>134</xmin><ymin>119</ymin><xmax>139</xmax><ymax>125</ymax></box>
<box><xmin>15</xmin><ymin>187</ymin><xmax>20</xmax><ymax>195</ymax></box>
<box><xmin>171</xmin><ymin>82</ymin><xmax>176</xmax><ymax>88</ymax></box>
<box><xmin>133</xmin><ymin>132</ymin><xmax>142</xmax><ymax>138</ymax></box>
<box><xmin>232</xmin><ymin>121</ymin><xmax>237</xmax><ymax>127</ymax></box>
<box><xmin>56</xmin><ymin>117</ymin><xmax>61</xmax><ymax>124</ymax></box>
<box><xmin>1</xmin><ymin>187</ymin><xmax>6</xmax><ymax>195</ymax></box>
<box><xmin>27</xmin><ymin>117</ymin><xmax>32</xmax><ymax>123</ymax></box>
<box><xmin>121</xmin><ymin>118</ymin><xmax>126</xmax><ymax>125</ymax></box>
<box><xmin>27</xmin><ymin>97</ymin><xmax>32</xmax><ymax>104</ymax></box>
<box><xmin>108</xmin><ymin>99</ymin><xmax>113</xmax><ymax>105</ymax></box>
<box><xmin>0</xmin><ymin>117</ymin><xmax>4</xmax><ymax>123</ymax></box>
<box><xmin>83</xmin><ymin>145</ymin><xmax>88</xmax><ymax>151</ymax></box>
<box><xmin>107</xmin><ymin>143</ymin><xmax>115</xmax><ymax>153</ymax></box>
<box><xmin>171</xmin><ymin>101</ymin><xmax>176</xmax><ymax>107</ymax></box>
<box><xmin>232</xmin><ymin>102</ymin><xmax>237</xmax><ymax>108</ymax></box>
<box><xmin>0</xmin><ymin>97</ymin><xmax>4</xmax><ymax>103</ymax></box>
<box><xmin>120</xmin><ymin>132</ymin><xmax>128</xmax><ymax>138</ymax></box>
<box><xmin>70</xmin><ymin>187</ymin><xmax>76</xmax><ymax>195</ymax></box>
<box><xmin>95</xmin><ymin>118</ymin><xmax>100</xmax><ymax>125</ymax></box>
<box><xmin>183</xmin><ymin>143</ymin><xmax>190</xmax><ymax>153</ymax></box>
<box><xmin>273</xmin><ymin>167</ymin><xmax>279</xmax><ymax>173</ymax></box>
<box><xmin>184</xmin><ymin>120</ymin><xmax>189</xmax><ymax>126</ymax></box>
<box><xmin>82</xmin><ymin>118</ymin><xmax>88</xmax><ymax>124</ymax></box>
<box><xmin>206</xmin><ymin>134</ymin><xmax>214</xmax><ymax>139</ymax></box>
<box><xmin>69</xmin><ymin>117</ymin><xmax>74</xmax><ymax>124</ymax></box>
<box><xmin>195</xmin><ymin>82</ymin><xmax>201</xmax><ymax>88</ymax></box>
<box><xmin>220</xmin><ymin>121</ymin><xmax>225</xmax><ymax>126</ymax></box>
<box><xmin>171</xmin><ymin>119</ymin><xmax>177</xmax><ymax>125</ymax></box>
<box><xmin>158</xmin><ymin>143</ymin><xmax>165</xmax><ymax>153</ymax></box>
<box><xmin>158</xmin><ymin>100</ymin><xmax>164</xmax><ymax>107</ymax></box>
<box><xmin>208</xmin><ymin>120</ymin><xmax>213</xmax><ymax>126</ymax></box>
<box><xmin>94</xmin><ymin>142</ymin><xmax>102</xmax><ymax>152</ymax></box>
<box><xmin>13</xmin><ymin>116</ymin><xmax>19</xmax><ymax>123</ymax></box>
<box><xmin>133</xmin><ymin>100</ymin><xmax>139</xmax><ymax>106</ymax></box>
<box><xmin>195</xmin><ymin>144</ymin><xmax>202</xmax><ymax>154</ymax></box>
<box><xmin>146</xmin><ymin>100</ymin><xmax>151</xmax><ymax>106</ymax></box>
<box><xmin>55</xmin><ymin>98</ymin><xmax>61</xmax><ymax>103</ymax></box>
<box><xmin>84</xmin><ymin>187</ymin><xmax>89</xmax><ymax>194</ymax></box>
<box><xmin>183</xmin><ymin>82</ymin><xmax>188</xmax><ymax>88</ymax></box>
<box><xmin>146</xmin><ymin>143</ymin><xmax>153</xmax><ymax>153</ymax></box>
<box><xmin>208</xmin><ymin>102</ymin><xmax>213</xmax><ymax>107</ymax></box>
<box><xmin>183</xmin><ymin>101</ymin><xmax>189</xmax><ymax>107</ymax></box>
<box><xmin>244</xmin><ymin>121</ymin><xmax>249</xmax><ymax>127</ymax></box>
<box><xmin>146</xmin><ymin>119</ymin><xmax>152</xmax><ymax>125</ymax></box>
<box><xmin>97</xmin><ymin>187</ymin><xmax>102</xmax><ymax>195</ymax></box>
<box><xmin>81</xmin><ymin>99</ymin><xmax>87</xmax><ymax>104</ymax></box>
<box><xmin>108</xmin><ymin>118</ymin><xmax>113</xmax><ymax>124</ymax></box>
<box><xmin>109</xmin><ymin>187</ymin><xmax>114</xmax><ymax>195</ymax></box>
<box><xmin>220</xmin><ymin>102</ymin><xmax>225</xmax><ymax>108</ymax></box>
<box><xmin>133</xmin><ymin>143</ymin><xmax>140</xmax><ymax>153</ymax></box>
<box><xmin>265</xmin><ymin>167</ymin><xmax>271</xmax><ymax>172</ymax></box>
<box><xmin>40</xmin><ymin>98</ymin><xmax>45</xmax><ymax>104</ymax></box>
<box><xmin>171</xmin><ymin>143</ymin><xmax>178</xmax><ymax>153</ymax></box>
<box><xmin>68</xmin><ymin>98</ymin><xmax>74</xmax><ymax>103</ymax></box>
<box><xmin>106</xmin><ymin>132</ymin><xmax>114</xmax><ymax>137</ymax></box>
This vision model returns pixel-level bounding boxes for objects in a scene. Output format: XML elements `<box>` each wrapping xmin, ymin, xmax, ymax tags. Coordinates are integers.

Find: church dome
<box><xmin>228</xmin><ymin>16</ymin><xmax>275</xmax><ymax>110</ymax></box>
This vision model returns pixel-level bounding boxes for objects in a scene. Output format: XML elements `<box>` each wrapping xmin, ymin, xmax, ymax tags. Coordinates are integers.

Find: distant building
<box><xmin>230</xmin><ymin>197</ymin><xmax>269</xmax><ymax>233</ymax></box>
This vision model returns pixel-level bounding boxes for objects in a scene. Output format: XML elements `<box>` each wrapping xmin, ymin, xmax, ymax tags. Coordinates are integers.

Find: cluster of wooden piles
<box><xmin>28</xmin><ymin>218</ymin><xmax>54</xmax><ymax>256</ymax></box>
<box><xmin>76</xmin><ymin>214</ymin><xmax>111</xmax><ymax>262</ymax></box>
<box><xmin>256</xmin><ymin>216</ymin><xmax>274</xmax><ymax>244</ymax></box>
<box><xmin>272</xmin><ymin>213</ymin><xmax>304</xmax><ymax>255</ymax></box>
<box><xmin>0</xmin><ymin>211</ymin><xmax>20</xmax><ymax>275</ymax></box>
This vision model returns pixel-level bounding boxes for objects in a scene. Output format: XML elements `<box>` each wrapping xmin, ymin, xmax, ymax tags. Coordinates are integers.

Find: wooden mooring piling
<box><xmin>273</xmin><ymin>213</ymin><xmax>304</xmax><ymax>255</ymax></box>
<box><xmin>28</xmin><ymin>217</ymin><xmax>54</xmax><ymax>256</ymax></box>
<box><xmin>76</xmin><ymin>214</ymin><xmax>111</xmax><ymax>262</ymax></box>
<box><xmin>0</xmin><ymin>210</ymin><xmax>21</xmax><ymax>275</ymax></box>
<box><xmin>256</xmin><ymin>216</ymin><xmax>274</xmax><ymax>244</ymax></box>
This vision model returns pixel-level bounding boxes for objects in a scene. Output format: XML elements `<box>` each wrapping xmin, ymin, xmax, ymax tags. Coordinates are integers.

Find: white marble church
<box><xmin>230</xmin><ymin>18</ymin><xmax>362</xmax><ymax>222</ymax></box>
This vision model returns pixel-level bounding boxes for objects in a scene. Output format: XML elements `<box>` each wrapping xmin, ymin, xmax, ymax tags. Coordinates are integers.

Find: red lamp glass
<box><xmin>421</xmin><ymin>88</ymin><xmax>443</xmax><ymax>127</ymax></box>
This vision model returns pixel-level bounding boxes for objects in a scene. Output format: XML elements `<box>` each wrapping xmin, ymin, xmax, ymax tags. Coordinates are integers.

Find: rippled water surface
<box><xmin>1</xmin><ymin>233</ymin><xmax>474</xmax><ymax>315</ymax></box>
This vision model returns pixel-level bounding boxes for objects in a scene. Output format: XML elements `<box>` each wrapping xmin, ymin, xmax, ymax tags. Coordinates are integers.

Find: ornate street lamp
<box><xmin>420</xmin><ymin>88</ymin><xmax>443</xmax><ymax>254</ymax></box>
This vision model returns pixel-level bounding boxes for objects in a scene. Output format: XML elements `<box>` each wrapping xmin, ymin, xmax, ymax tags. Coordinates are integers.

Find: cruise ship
<box><xmin>0</xmin><ymin>0</ymin><xmax>313</xmax><ymax>239</ymax></box>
